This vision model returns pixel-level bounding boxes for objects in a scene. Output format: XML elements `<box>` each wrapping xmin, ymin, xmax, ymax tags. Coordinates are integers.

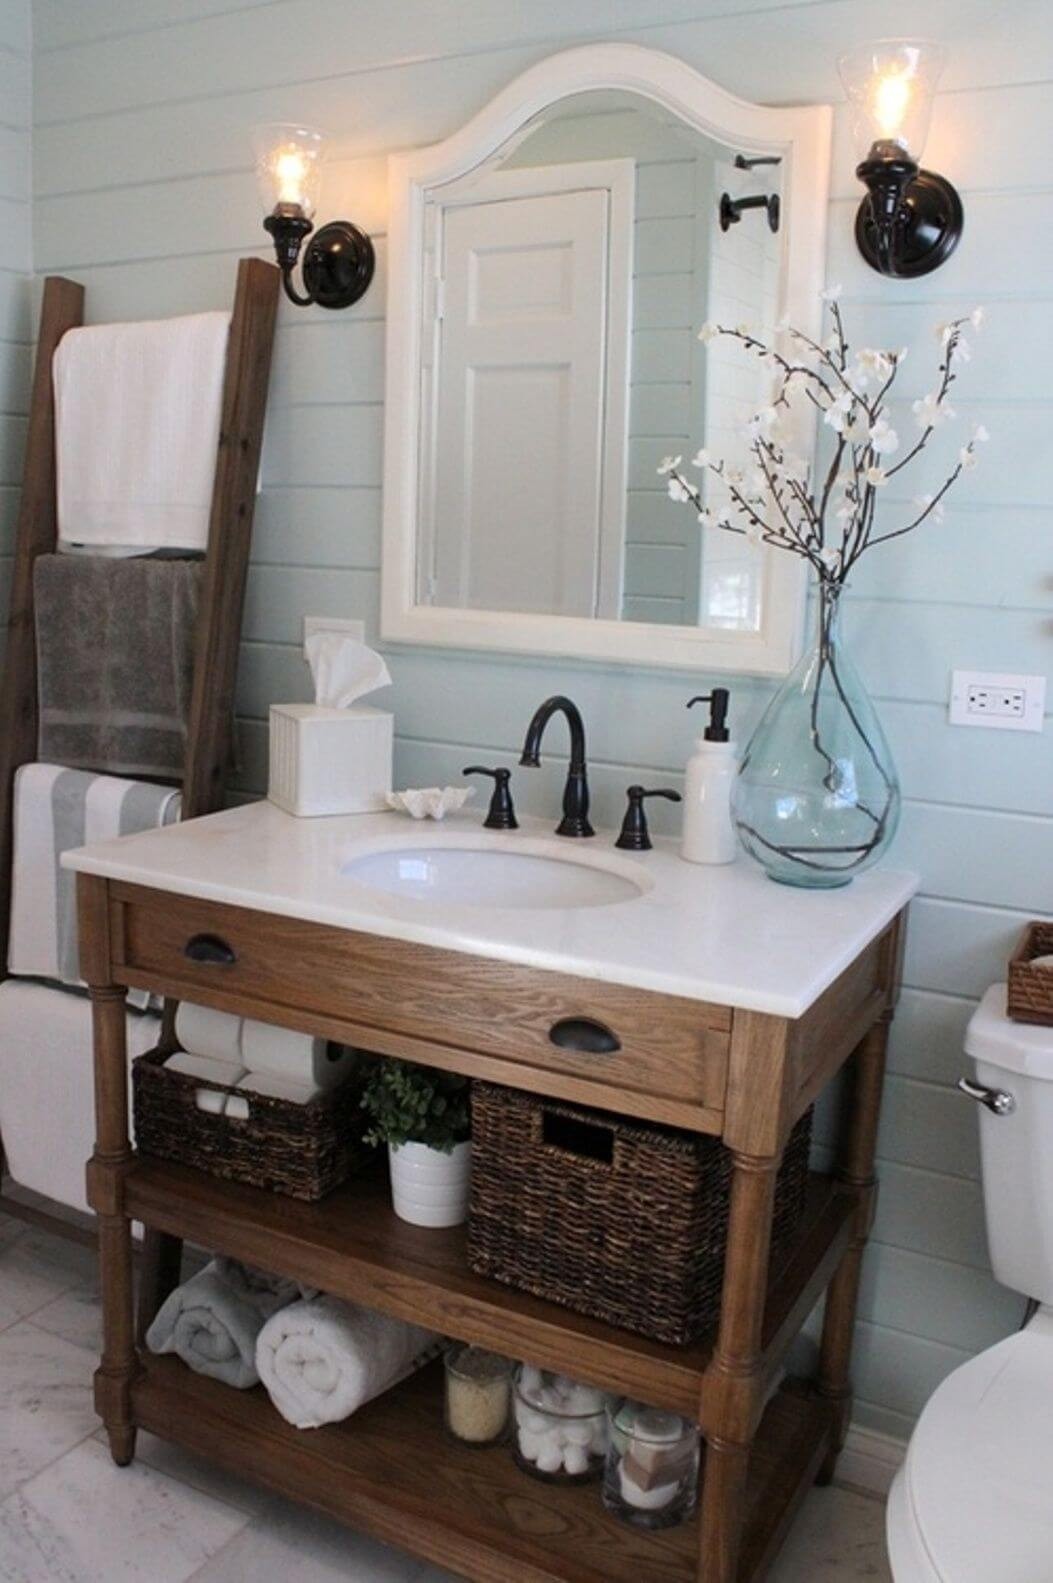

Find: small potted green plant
<box><xmin>361</xmin><ymin>1058</ymin><xmax>472</xmax><ymax>1227</ymax></box>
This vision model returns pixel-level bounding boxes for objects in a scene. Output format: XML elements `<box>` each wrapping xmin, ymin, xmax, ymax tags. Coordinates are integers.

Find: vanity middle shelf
<box><xmin>124</xmin><ymin>1158</ymin><xmax>854</xmax><ymax>1417</ymax></box>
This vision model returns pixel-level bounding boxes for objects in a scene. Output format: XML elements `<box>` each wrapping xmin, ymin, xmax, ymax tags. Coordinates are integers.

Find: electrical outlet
<box><xmin>949</xmin><ymin>670</ymin><xmax>1046</xmax><ymax>733</ymax></box>
<box><xmin>302</xmin><ymin>615</ymin><xmax>365</xmax><ymax>650</ymax></box>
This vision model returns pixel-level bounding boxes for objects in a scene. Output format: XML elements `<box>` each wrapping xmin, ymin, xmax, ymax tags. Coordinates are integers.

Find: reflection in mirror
<box><xmin>415</xmin><ymin>90</ymin><xmax>784</xmax><ymax>632</ymax></box>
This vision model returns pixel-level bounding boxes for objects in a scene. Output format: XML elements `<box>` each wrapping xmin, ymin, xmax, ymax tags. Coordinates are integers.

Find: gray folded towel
<box><xmin>145</xmin><ymin>1257</ymin><xmax>313</xmax><ymax>1389</ymax></box>
<box><xmin>34</xmin><ymin>552</ymin><xmax>203</xmax><ymax>778</ymax></box>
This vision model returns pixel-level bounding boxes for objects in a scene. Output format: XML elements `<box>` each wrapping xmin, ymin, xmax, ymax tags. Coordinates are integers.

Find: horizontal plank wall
<box><xmin>0</xmin><ymin>0</ymin><xmax>31</xmax><ymax>644</ymax></box>
<box><xmin>29</xmin><ymin>0</ymin><xmax>1053</xmax><ymax>1437</ymax></box>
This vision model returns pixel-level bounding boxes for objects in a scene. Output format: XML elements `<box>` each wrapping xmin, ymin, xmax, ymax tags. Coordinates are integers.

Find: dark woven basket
<box><xmin>132</xmin><ymin>1047</ymin><xmax>373</xmax><ymax>1201</ymax></box>
<box><xmin>1007</xmin><ymin>922</ymin><xmax>1053</xmax><ymax>1026</ymax></box>
<box><xmin>467</xmin><ymin>1083</ymin><xmax>812</xmax><ymax>1346</ymax></box>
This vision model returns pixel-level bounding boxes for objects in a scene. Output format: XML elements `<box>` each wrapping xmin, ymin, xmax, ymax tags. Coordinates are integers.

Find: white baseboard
<box><xmin>835</xmin><ymin>1422</ymin><xmax>907</xmax><ymax>1498</ymax></box>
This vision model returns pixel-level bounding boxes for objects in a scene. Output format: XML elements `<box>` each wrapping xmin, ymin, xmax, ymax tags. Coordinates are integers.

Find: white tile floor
<box><xmin>0</xmin><ymin>1210</ymin><xmax>892</xmax><ymax>1582</ymax></box>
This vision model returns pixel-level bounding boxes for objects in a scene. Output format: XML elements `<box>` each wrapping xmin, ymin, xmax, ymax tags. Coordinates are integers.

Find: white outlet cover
<box><xmin>302</xmin><ymin>615</ymin><xmax>366</xmax><ymax>648</ymax></box>
<box><xmin>949</xmin><ymin>670</ymin><xmax>1046</xmax><ymax>733</ymax></box>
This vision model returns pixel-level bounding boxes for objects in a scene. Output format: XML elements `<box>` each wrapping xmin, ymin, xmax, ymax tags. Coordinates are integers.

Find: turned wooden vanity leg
<box><xmin>814</xmin><ymin>1013</ymin><xmax>891</xmax><ymax>1484</ymax></box>
<box><xmin>80</xmin><ymin>877</ymin><xmax>139</xmax><ymax>1467</ymax></box>
<box><xmin>700</xmin><ymin>1151</ymin><xmax>780</xmax><ymax>1583</ymax></box>
<box><xmin>137</xmin><ymin>1230</ymin><xmax>183</xmax><ymax>1343</ymax></box>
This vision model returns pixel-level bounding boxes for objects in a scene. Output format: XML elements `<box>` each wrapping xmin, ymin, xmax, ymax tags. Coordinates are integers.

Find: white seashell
<box><xmin>517</xmin><ymin>1430</ymin><xmax>543</xmax><ymax>1462</ymax></box>
<box><xmin>386</xmin><ymin>786</ymin><xmax>475</xmax><ymax>821</ymax></box>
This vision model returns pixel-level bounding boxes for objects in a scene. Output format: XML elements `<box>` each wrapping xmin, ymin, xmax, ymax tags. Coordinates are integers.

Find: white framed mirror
<box><xmin>381</xmin><ymin>43</ymin><xmax>831</xmax><ymax>675</ymax></box>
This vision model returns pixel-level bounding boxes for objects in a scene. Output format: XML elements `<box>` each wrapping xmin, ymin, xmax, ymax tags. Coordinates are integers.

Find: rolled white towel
<box><xmin>240</xmin><ymin>1019</ymin><xmax>353</xmax><ymax>1090</ymax></box>
<box><xmin>174</xmin><ymin>1003</ymin><xmax>243</xmax><ymax>1065</ymax></box>
<box><xmin>166</xmin><ymin>1050</ymin><xmax>245</xmax><ymax>1087</ymax></box>
<box><xmin>256</xmin><ymin>1295</ymin><xmax>437</xmax><ymax>1429</ymax></box>
<box><xmin>145</xmin><ymin>1257</ymin><xmax>306</xmax><ymax>1389</ymax></box>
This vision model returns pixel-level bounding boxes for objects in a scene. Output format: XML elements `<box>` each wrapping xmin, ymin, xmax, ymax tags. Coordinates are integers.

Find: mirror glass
<box><xmin>415</xmin><ymin>89</ymin><xmax>785</xmax><ymax>632</ymax></box>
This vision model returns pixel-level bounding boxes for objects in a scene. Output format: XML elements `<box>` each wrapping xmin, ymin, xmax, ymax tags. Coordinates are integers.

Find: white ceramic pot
<box><xmin>388</xmin><ymin>1139</ymin><xmax>471</xmax><ymax>1227</ymax></box>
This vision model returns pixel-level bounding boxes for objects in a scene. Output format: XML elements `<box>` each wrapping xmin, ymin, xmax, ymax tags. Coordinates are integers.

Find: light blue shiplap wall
<box><xmin>24</xmin><ymin>0</ymin><xmax>1053</xmax><ymax>1441</ymax></box>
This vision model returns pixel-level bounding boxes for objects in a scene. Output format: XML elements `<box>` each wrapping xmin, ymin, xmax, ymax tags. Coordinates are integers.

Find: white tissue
<box><xmin>386</xmin><ymin>786</ymin><xmax>474</xmax><ymax>821</ymax></box>
<box><xmin>305</xmin><ymin>632</ymin><xmax>391</xmax><ymax>710</ymax></box>
<box><xmin>237</xmin><ymin>1072</ymin><xmax>319</xmax><ymax>1106</ymax></box>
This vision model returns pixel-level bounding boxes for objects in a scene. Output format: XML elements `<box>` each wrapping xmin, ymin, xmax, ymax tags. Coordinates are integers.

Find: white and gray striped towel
<box><xmin>8</xmin><ymin>763</ymin><xmax>180</xmax><ymax>1005</ymax></box>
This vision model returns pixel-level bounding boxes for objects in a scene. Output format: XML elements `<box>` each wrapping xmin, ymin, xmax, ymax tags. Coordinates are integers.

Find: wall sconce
<box><xmin>838</xmin><ymin>39</ymin><xmax>962</xmax><ymax>278</ymax></box>
<box><xmin>254</xmin><ymin>123</ymin><xmax>375</xmax><ymax>309</ymax></box>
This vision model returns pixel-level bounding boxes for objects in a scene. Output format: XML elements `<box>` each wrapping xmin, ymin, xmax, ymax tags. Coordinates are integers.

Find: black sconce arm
<box><xmin>262</xmin><ymin>207</ymin><xmax>375</xmax><ymax>310</ymax></box>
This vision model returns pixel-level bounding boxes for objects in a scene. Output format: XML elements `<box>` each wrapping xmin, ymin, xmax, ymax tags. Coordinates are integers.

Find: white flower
<box><xmin>843</xmin><ymin>406</ymin><xmax>870</xmax><ymax>442</ymax></box>
<box><xmin>736</xmin><ymin>321</ymin><xmax>753</xmax><ymax>338</ymax></box>
<box><xmin>668</xmin><ymin>477</ymin><xmax>692</xmax><ymax>502</ymax></box>
<box><xmin>725</xmin><ymin>466</ymin><xmax>745</xmax><ymax>486</ymax></box>
<box><xmin>819</xmin><ymin>546</ymin><xmax>842</xmax><ymax>573</ymax></box>
<box><xmin>746</xmin><ymin>405</ymin><xmax>779</xmax><ymax>440</ymax></box>
<box><xmin>912</xmin><ymin>393</ymin><xmax>955</xmax><ymax>429</ymax></box>
<box><xmin>865</xmin><ymin>465</ymin><xmax>888</xmax><ymax>487</ymax></box>
<box><xmin>744</xmin><ymin>467</ymin><xmax>767</xmax><ymax>500</ymax></box>
<box><xmin>913</xmin><ymin>493</ymin><xmax>946</xmax><ymax>524</ymax></box>
<box><xmin>821</xmin><ymin>283</ymin><xmax>843</xmax><ymax>301</ymax></box>
<box><xmin>690</xmin><ymin>448</ymin><xmax>713</xmax><ymax>469</ymax></box>
<box><xmin>959</xmin><ymin>446</ymin><xmax>979</xmax><ymax>471</ymax></box>
<box><xmin>835</xmin><ymin>498</ymin><xmax>856</xmax><ymax>523</ymax></box>
<box><xmin>970</xmin><ymin>306</ymin><xmax>985</xmax><ymax>329</ymax></box>
<box><xmin>935</xmin><ymin>321</ymin><xmax>954</xmax><ymax>345</ymax></box>
<box><xmin>951</xmin><ymin>335</ymin><xmax>972</xmax><ymax>365</ymax></box>
<box><xmin>972</xmin><ymin>423</ymin><xmax>990</xmax><ymax>444</ymax></box>
<box><xmin>697</xmin><ymin>507</ymin><xmax>714</xmax><ymax>528</ymax></box>
<box><xmin>856</xmin><ymin>347</ymin><xmax>893</xmax><ymax>384</ymax></box>
<box><xmin>657</xmin><ymin>455</ymin><xmax>682</xmax><ymax>476</ymax></box>
<box><xmin>823</xmin><ymin>391</ymin><xmax>855</xmax><ymax>434</ymax></box>
<box><xmin>869</xmin><ymin>415</ymin><xmax>899</xmax><ymax>455</ymax></box>
<box><xmin>697</xmin><ymin>321</ymin><xmax>721</xmax><ymax>345</ymax></box>
<box><xmin>894</xmin><ymin>345</ymin><xmax>909</xmax><ymax>363</ymax></box>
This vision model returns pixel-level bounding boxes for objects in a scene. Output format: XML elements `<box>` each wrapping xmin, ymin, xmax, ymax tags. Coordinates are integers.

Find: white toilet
<box><xmin>886</xmin><ymin>983</ymin><xmax>1053</xmax><ymax>1582</ymax></box>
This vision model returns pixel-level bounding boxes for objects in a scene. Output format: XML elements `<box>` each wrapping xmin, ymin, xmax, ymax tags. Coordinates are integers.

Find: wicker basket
<box><xmin>132</xmin><ymin>1047</ymin><xmax>374</xmax><ymax>1201</ymax></box>
<box><xmin>466</xmin><ymin>1083</ymin><xmax>812</xmax><ymax>1346</ymax></box>
<box><xmin>1007</xmin><ymin>922</ymin><xmax>1053</xmax><ymax>1026</ymax></box>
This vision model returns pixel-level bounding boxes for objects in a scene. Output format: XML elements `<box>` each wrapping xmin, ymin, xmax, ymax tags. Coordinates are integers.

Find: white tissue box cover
<box><xmin>269</xmin><ymin>703</ymin><xmax>393</xmax><ymax>817</ymax></box>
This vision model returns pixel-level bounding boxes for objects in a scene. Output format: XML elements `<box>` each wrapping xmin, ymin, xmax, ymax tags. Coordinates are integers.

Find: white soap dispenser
<box><xmin>681</xmin><ymin>689</ymin><xmax>738</xmax><ymax>866</ymax></box>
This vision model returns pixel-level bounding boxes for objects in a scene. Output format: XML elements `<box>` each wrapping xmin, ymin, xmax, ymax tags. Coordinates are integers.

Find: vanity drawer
<box><xmin>108</xmin><ymin>884</ymin><xmax>730</xmax><ymax>1124</ymax></box>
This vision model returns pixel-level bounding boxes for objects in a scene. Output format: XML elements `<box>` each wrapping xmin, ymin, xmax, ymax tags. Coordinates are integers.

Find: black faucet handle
<box><xmin>462</xmin><ymin>766</ymin><xmax>518</xmax><ymax>830</ymax></box>
<box><xmin>615</xmin><ymin>785</ymin><xmax>682</xmax><ymax>851</ymax></box>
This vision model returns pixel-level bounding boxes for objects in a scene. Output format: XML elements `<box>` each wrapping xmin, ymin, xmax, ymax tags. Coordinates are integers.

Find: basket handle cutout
<box><xmin>548</xmin><ymin>1017</ymin><xmax>621</xmax><ymax>1055</ymax></box>
<box><xmin>184</xmin><ymin>933</ymin><xmax>237</xmax><ymax>966</ymax></box>
<box><xmin>541</xmin><ymin>1109</ymin><xmax>615</xmax><ymax>1165</ymax></box>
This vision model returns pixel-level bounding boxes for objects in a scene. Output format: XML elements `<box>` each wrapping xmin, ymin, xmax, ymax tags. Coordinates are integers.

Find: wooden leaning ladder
<box><xmin>0</xmin><ymin>258</ymin><xmax>281</xmax><ymax>1240</ymax></box>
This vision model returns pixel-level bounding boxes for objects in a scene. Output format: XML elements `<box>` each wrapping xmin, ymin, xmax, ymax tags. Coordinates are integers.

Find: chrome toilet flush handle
<box><xmin>958</xmin><ymin>1076</ymin><xmax>1016</xmax><ymax>1116</ymax></box>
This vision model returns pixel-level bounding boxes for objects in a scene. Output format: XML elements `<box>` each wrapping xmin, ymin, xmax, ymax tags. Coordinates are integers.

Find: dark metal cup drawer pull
<box><xmin>183</xmin><ymin>933</ymin><xmax>237</xmax><ymax>966</ymax></box>
<box><xmin>548</xmin><ymin>1017</ymin><xmax>621</xmax><ymax>1055</ymax></box>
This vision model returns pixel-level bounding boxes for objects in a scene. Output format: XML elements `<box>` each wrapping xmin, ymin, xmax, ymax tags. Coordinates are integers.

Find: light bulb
<box><xmin>253</xmin><ymin>123</ymin><xmax>325</xmax><ymax>219</ymax></box>
<box><xmin>838</xmin><ymin>40</ymin><xmax>945</xmax><ymax>162</ymax></box>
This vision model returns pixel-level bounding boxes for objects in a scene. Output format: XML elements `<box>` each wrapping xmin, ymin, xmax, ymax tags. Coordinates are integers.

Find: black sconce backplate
<box><xmin>855</xmin><ymin>168</ymin><xmax>963</xmax><ymax>279</ymax></box>
<box><xmin>302</xmin><ymin>220</ymin><xmax>376</xmax><ymax>310</ymax></box>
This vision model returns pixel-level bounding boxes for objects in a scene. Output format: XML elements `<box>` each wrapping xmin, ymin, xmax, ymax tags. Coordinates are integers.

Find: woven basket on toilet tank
<box><xmin>466</xmin><ymin>1081</ymin><xmax>812</xmax><ymax>1346</ymax></box>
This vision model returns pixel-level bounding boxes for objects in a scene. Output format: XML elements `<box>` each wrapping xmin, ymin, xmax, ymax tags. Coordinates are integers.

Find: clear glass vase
<box><xmin>732</xmin><ymin>583</ymin><xmax>900</xmax><ymax>887</ymax></box>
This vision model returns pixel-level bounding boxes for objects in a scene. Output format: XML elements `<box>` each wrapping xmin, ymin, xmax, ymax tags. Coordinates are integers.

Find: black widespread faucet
<box><xmin>519</xmin><ymin>695</ymin><xmax>594</xmax><ymax>838</ymax></box>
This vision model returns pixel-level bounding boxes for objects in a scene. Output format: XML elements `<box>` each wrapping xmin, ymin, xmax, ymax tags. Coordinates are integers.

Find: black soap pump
<box><xmin>681</xmin><ymin>689</ymin><xmax>738</xmax><ymax>865</ymax></box>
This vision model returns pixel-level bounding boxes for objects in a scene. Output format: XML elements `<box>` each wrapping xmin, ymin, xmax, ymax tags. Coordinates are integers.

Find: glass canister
<box><xmin>602</xmin><ymin>1399</ymin><xmax>700</xmax><ymax>1529</ymax></box>
<box><xmin>444</xmin><ymin>1345</ymin><xmax>512</xmax><ymax>1447</ymax></box>
<box><xmin>512</xmin><ymin>1364</ymin><xmax>608</xmax><ymax>1482</ymax></box>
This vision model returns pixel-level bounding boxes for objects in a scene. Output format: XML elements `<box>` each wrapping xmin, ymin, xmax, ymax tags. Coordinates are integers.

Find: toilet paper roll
<box><xmin>166</xmin><ymin>1050</ymin><xmax>246</xmax><ymax>1087</ymax></box>
<box><xmin>225</xmin><ymin>1094</ymin><xmax>251</xmax><ymax>1120</ymax></box>
<box><xmin>175</xmin><ymin>1002</ymin><xmax>243</xmax><ymax>1064</ymax></box>
<box><xmin>239</xmin><ymin>1020</ymin><xmax>351</xmax><ymax>1090</ymax></box>
<box><xmin>194</xmin><ymin>1087</ymin><xmax>228</xmax><ymax>1116</ymax></box>
<box><xmin>237</xmin><ymin>1071</ymin><xmax>319</xmax><ymax>1106</ymax></box>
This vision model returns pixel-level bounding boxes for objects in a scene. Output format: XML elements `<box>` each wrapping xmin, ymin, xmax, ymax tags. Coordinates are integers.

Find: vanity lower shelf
<box><xmin>120</xmin><ymin>1159</ymin><xmax>855</xmax><ymax>1418</ymax></box>
<box><xmin>133</xmin><ymin>1353</ymin><xmax>834</xmax><ymax>1583</ymax></box>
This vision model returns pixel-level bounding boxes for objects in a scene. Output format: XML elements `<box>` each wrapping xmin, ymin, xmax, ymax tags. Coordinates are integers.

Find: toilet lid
<box><xmin>904</xmin><ymin>1313</ymin><xmax>1053</xmax><ymax>1582</ymax></box>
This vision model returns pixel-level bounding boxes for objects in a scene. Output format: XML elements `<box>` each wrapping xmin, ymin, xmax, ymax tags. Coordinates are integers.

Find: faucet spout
<box><xmin>520</xmin><ymin>695</ymin><xmax>594</xmax><ymax>838</ymax></box>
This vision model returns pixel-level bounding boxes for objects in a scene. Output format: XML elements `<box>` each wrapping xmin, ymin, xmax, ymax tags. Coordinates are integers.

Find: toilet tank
<box><xmin>966</xmin><ymin>984</ymin><xmax>1053</xmax><ymax>1304</ymax></box>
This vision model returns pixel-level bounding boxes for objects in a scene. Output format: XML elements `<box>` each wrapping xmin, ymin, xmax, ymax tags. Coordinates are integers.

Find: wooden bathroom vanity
<box><xmin>69</xmin><ymin>802</ymin><xmax>914</xmax><ymax>1583</ymax></box>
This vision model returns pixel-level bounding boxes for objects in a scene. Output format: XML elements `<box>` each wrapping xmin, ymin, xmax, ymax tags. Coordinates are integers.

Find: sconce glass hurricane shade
<box><xmin>254</xmin><ymin>122</ymin><xmax>325</xmax><ymax>219</ymax></box>
<box><xmin>838</xmin><ymin>39</ymin><xmax>961</xmax><ymax>279</ymax></box>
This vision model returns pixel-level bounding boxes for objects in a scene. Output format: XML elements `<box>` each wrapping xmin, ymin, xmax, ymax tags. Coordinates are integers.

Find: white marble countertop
<box><xmin>63</xmin><ymin>800</ymin><xmax>917</xmax><ymax>1019</ymax></box>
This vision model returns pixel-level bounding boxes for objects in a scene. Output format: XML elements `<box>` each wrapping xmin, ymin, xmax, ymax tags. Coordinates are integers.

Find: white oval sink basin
<box><xmin>343</xmin><ymin>841</ymin><xmax>650</xmax><ymax>910</ymax></box>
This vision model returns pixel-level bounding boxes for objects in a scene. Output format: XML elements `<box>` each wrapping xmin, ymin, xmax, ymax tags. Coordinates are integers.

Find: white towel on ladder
<box><xmin>54</xmin><ymin>310</ymin><xmax>231</xmax><ymax>554</ymax></box>
<box><xmin>8</xmin><ymin>764</ymin><xmax>181</xmax><ymax>1006</ymax></box>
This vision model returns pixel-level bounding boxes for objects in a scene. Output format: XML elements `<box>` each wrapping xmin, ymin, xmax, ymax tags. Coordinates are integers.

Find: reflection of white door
<box><xmin>427</xmin><ymin>165</ymin><xmax>632</xmax><ymax>618</ymax></box>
